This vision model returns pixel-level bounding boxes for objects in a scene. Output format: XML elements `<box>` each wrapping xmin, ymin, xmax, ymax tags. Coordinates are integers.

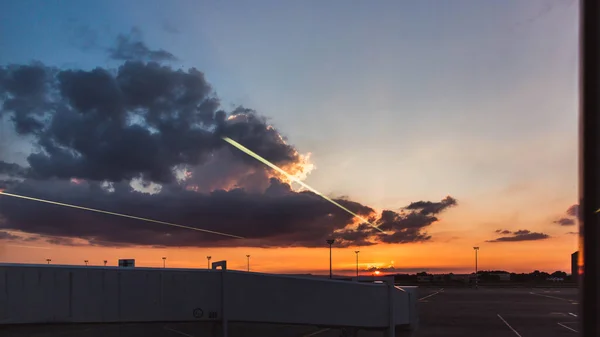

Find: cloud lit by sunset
<box><xmin>0</xmin><ymin>1</ymin><xmax>578</xmax><ymax>276</ymax></box>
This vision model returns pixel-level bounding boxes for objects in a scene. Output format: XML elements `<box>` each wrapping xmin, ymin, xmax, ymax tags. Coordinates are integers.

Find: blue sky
<box><xmin>0</xmin><ymin>0</ymin><xmax>579</xmax><ymax>270</ymax></box>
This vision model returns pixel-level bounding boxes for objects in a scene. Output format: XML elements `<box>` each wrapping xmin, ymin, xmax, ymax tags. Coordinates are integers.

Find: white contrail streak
<box><xmin>0</xmin><ymin>191</ymin><xmax>244</xmax><ymax>239</ymax></box>
<box><xmin>222</xmin><ymin>136</ymin><xmax>384</xmax><ymax>233</ymax></box>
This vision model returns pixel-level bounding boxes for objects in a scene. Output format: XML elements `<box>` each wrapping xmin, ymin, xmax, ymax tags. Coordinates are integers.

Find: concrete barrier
<box><xmin>0</xmin><ymin>263</ymin><xmax>418</xmax><ymax>336</ymax></box>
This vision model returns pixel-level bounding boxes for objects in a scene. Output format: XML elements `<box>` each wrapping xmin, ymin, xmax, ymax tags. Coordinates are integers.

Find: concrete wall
<box><xmin>0</xmin><ymin>264</ymin><xmax>417</xmax><ymax>331</ymax></box>
<box><xmin>0</xmin><ymin>264</ymin><xmax>221</xmax><ymax>324</ymax></box>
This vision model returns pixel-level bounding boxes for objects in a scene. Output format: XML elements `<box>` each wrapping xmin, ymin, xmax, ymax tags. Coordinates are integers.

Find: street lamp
<box><xmin>246</xmin><ymin>255</ymin><xmax>250</xmax><ymax>272</ymax></box>
<box><xmin>162</xmin><ymin>257</ymin><xmax>166</xmax><ymax>268</ymax></box>
<box><xmin>207</xmin><ymin>256</ymin><xmax>212</xmax><ymax>269</ymax></box>
<box><xmin>46</xmin><ymin>259</ymin><xmax>51</xmax><ymax>265</ymax></box>
<box><xmin>355</xmin><ymin>251</ymin><xmax>360</xmax><ymax>278</ymax></box>
<box><xmin>103</xmin><ymin>260</ymin><xmax>107</xmax><ymax>266</ymax></box>
<box><xmin>473</xmin><ymin>247</ymin><xmax>479</xmax><ymax>289</ymax></box>
<box><xmin>326</xmin><ymin>239</ymin><xmax>335</xmax><ymax>279</ymax></box>
<box><xmin>84</xmin><ymin>260</ymin><xmax>88</xmax><ymax>266</ymax></box>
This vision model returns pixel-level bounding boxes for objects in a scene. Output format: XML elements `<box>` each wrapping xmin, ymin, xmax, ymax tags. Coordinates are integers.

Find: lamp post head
<box><xmin>246</xmin><ymin>255</ymin><xmax>250</xmax><ymax>258</ymax></box>
<box><xmin>326</xmin><ymin>239</ymin><xmax>335</xmax><ymax>245</ymax></box>
<box><xmin>355</xmin><ymin>250</ymin><xmax>360</xmax><ymax>254</ymax></box>
<box><xmin>207</xmin><ymin>256</ymin><xmax>211</xmax><ymax>259</ymax></box>
<box><xmin>473</xmin><ymin>246</ymin><xmax>479</xmax><ymax>250</ymax></box>
<box><xmin>162</xmin><ymin>257</ymin><xmax>166</xmax><ymax>260</ymax></box>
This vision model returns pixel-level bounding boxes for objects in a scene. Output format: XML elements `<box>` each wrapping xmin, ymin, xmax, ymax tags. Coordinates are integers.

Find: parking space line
<box><xmin>558</xmin><ymin>323</ymin><xmax>579</xmax><ymax>333</ymax></box>
<box><xmin>419</xmin><ymin>288</ymin><xmax>444</xmax><ymax>301</ymax></box>
<box><xmin>568</xmin><ymin>312</ymin><xmax>578</xmax><ymax>317</ymax></box>
<box><xmin>164</xmin><ymin>326</ymin><xmax>195</xmax><ymax>337</ymax></box>
<box><xmin>529</xmin><ymin>292</ymin><xmax>573</xmax><ymax>302</ymax></box>
<box><xmin>497</xmin><ymin>314</ymin><xmax>523</xmax><ymax>337</ymax></box>
<box><xmin>303</xmin><ymin>328</ymin><xmax>330</xmax><ymax>337</ymax></box>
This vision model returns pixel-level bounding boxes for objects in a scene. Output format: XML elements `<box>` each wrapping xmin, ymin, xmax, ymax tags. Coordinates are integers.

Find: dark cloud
<box><xmin>0</xmin><ymin>161</ymin><xmax>28</xmax><ymax>177</ymax></box>
<box><xmin>495</xmin><ymin>229</ymin><xmax>512</xmax><ymax>234</ymax></box>
<box><xmin>0</xmin><ymin>61</ymin><xmax>303</xmax><ymax>184</ymax></box>
<box><xmin>566</xmin><ymin>231</ymin><xmax>578</xmax><ymax>235</ymax></box>
<box><xmin>109</xmin><ymin>27</ymin><xmax>176</xmax><ymax>62</ymax></box>
<box><xmin>0</xmin><ymin>177</ymin><xmax>457</xmax><ymax>248</ymax></box>
<box><xmin>0</xmin><ymin>39</ymin><xmax>458</xmax><ymax>248</ymax></box>
<box><xmin>405</xmin><ymin>196</ymin><xmax>457</xmax><ymax>215</ymax></box>
<box><xmin>0</xmin><ymin>63</ymin><xmax>54</xmax><ymax>135</ymax></box>
<box><xmin>486</xmin><ymin>229</ymin><xmax>550</xmax><ymax>243</ymax></box>
<box><xmin>566</xmin><ymin>204</ymin><xmax>579</xmax><ymax>217</ymax></box>
<box><xmin>552</xmin><ymin>204</ymin><xmax>578</xmax><ymax>227</ymax></box>
<box><xmin>554</xmin><ymin>217</ymin><xmax>575</xmax><ymax>226</ymax></box>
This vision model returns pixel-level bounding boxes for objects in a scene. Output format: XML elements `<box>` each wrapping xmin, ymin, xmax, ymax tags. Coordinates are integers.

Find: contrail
<box><xmin>222</xmin><ymin>137</ymin><xmax>384</xmax><ymax>233</ymax></box>
<box><xmin>0</xmin><ymin>191</ymin><xmax>245</xmax><ymax>239</ymax></box>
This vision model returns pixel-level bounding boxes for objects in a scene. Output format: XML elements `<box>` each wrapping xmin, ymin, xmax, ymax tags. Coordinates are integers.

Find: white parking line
<box><xmin>163</xmin><ymin>326</ymin><xmax>195</xmax><ymax>337</ymax></box>
<box><xmin>558</xmin><ymin>322</ymin><xmax>579</xmax><ymax>333</ymax></box>
<box><xmin>497</xmin><ymin>314</ymin><xmax>523</xmax><ymax>337</ymax></box>
<box><xmin>568</xmin><ymin>312</ymin><xmax>578</xmax><ymax>317</ymax></box>
<box><xmin>529</xmin><ymin>292</ymin><xmax>573</xmax><ymax>302</ymax></box>
<box><xmin>303</xmin><ymin>328</ymin><xmax>330</xmax><ymax>337</ymax></box>
<box><xmin>419</xmin><ymin>288</ymin><xmax>444</xmax><ymax>301</ymax></box>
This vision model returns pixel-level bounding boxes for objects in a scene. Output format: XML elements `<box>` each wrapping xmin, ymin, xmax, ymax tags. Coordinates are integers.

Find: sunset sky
<box><xmin>0</xmin><ymin>0</ymin><xmax>579</xmax><ymax>274</ymax></box>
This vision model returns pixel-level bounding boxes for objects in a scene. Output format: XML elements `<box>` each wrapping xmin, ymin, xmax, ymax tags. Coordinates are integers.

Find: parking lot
<box><xmin>0</xmin><ymin>287</ymin><xmax>580</xmax><ymax>337</ymax></box>
<box><xmin>416</xmin><ymin>287</ymin><xmax>579</xmax><ymax>336</ymax></box>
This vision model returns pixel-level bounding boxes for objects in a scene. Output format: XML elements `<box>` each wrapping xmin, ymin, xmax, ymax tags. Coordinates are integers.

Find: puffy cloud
<box><xmin>486</xmin><ymin>229</ymin><xmax>550</xmax><ymax>243</ymax></box>
<box><xmin>0</xmin><ymin>31</ymin><xmax>458</xmax><ymax>248</ymax></box>
<box><xmin>495</xmin><ymin>229</ymin><xmax>512</xmax><ymax>234</ymax></box>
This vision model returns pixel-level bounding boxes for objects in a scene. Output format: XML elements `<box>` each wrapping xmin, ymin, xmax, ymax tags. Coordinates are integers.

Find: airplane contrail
<box><xmin>0</xmin><ymin>191</ymin><xmax>245</xmax><ymax>239</ymax></box>
<box><xmin>221</xmin><ymin>137</ymin><xmax>384</xmax><ymax>233</ymax></box>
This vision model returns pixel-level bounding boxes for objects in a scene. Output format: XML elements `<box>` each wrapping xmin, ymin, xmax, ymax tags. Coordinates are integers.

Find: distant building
<box><xmin>118</xmin><ymin>259</ymin><xmax>135</xmax><ymax>268</ymax></box>
<box><xmin>571</xmin><ymin>251</ymin><xmax>579</xmax><ymax>283</ymax></box>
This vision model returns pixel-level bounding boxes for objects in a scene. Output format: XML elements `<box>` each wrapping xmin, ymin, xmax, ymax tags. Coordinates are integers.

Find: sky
<box><xmin>0</xmin><ymin>0</ymin><xmax>579</xmax><ymax>274</ymax></box>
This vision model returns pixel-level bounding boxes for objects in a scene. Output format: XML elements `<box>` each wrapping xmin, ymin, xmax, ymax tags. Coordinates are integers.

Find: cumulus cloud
<box><xmin>495</xmin><ymin>229</ymin><xmax>512</xmax><ymax>234</ymax></box>
<box><xmin>486</xmin><ymin>229</ymin><xmax>550</xmax><ymax>243</ymax></box>
<box><xmin>0</xmin><ymin>32</ymin><xmax>458</xmax><ymax>248</ymax></box>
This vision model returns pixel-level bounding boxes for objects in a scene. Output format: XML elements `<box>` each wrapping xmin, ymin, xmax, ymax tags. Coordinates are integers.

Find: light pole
<box><xmin>473</xmin><ymin>247</ymin><xmax>479</xmax><ymax>289</ymax></box>
<box><xmin>326</xmin><ymin>239</ymin><xmax>335</xmax><ymax>279</ymax></box>
<box><xmin>246</xmin><ymin>255</ymin><xmax>250</xmax><ymax>272</ymax></box>
<box><xmin>103</xmin><ymin>260</ymin><xmax>107</xmax><ymax>266</ymax></box>
<box><xmin>355</xmin><ymin>251</ymin><xmax>360</xmax><ymax>278</ymax></box>
<box><xmin>207</xmin><ymin>256</ymin><xmax>212</xmax><ymax>269</ymax></box>
<box><xmin>84</xmin><ymin>260</ymin><xmax>88</xmax><ymax>266</ymax></box>
<box><xmin>46</xmin><ymin>259</ymin><xmax>51</xmax><ymax>265</ymax></box>
<box><xmin>162</xmin><ymin>257</ymin><xmax>166</xmax><ymax>268</ymax></box>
